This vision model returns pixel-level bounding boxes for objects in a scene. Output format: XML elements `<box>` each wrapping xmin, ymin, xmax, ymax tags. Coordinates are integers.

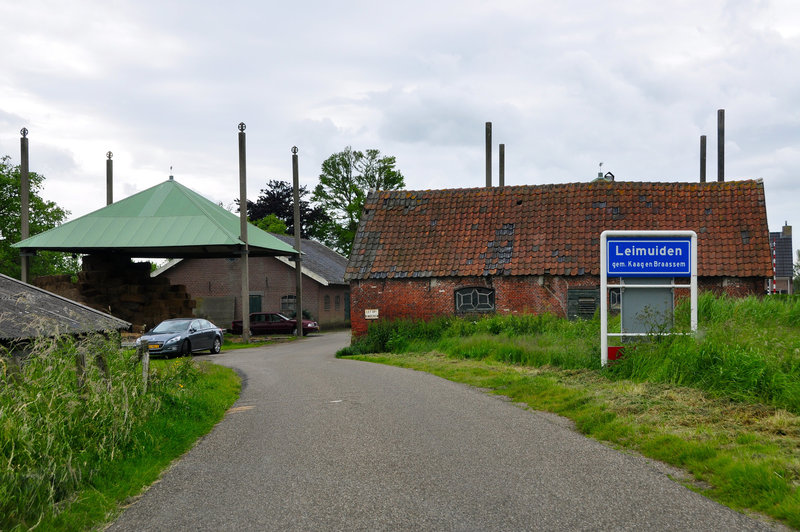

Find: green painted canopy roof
<box><xmin>13</xmin><ymin>178</ymin><xmax>298</xmax><ymax>258</ymax></box>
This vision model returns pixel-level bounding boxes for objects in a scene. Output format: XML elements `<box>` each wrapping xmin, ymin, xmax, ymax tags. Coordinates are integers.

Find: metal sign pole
<box><xmin>600</xmin><ymin>230</ymin><xmax>698</xmax><ymax>366</ymax></box>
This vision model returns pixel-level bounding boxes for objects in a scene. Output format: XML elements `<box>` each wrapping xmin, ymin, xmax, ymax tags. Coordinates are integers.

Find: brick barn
<box><xmin>345</xmin><ymin>180</ymin><xmax>773</xmax><ymax>336</ymax></box>
<box><xmin>156</xmin><ymin>234</ymin><xmax>350</xmax><ymax>329</ymax></box>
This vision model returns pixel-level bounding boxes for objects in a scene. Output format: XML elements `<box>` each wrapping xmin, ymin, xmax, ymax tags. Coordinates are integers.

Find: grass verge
<box><xmin>1</xmin><ymin>336</ymin><xmax>240</xmax><ymax>531</ymax></box>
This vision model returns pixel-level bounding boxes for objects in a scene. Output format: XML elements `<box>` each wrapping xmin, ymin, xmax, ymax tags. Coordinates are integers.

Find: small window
<box><xmin>455</xmin><ymin>287</ymin><xmax>495</xmax><ymax>313</ymax></box>
<box><xmin>335</xmin><ymin>295</ymin><xmax>341</xmax><ymax>310</ymax></box>
<box><xmin>567</xmin><ymin>289</ymin><xmax>600</xmax><ymax>320</ymax></box>
<box><xmin>281</xmin><ymin>295</ymin><xmax>296</xmax><ymax>314</ymax></box>
<box><xmin>324</xmin><ymin>295</ymin><xmax>331</xmax><ymax>311</ymax></box>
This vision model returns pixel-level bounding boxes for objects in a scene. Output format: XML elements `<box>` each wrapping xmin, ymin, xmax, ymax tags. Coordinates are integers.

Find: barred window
<box><xmin>280</xmin><ymin>295</ymin><xmax>296</xmax><ymax>314</ymax></box>
<box><xmin>455</xmin><ymin>287</ymin><xmax>495</xmax><ymax>313</ymax></box>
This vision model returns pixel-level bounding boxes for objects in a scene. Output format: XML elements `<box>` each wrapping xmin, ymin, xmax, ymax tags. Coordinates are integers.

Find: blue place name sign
<box><xmin>607</xmin><ymin>238</ymin><xmax>692</xmax><ymax>277</ymax></box>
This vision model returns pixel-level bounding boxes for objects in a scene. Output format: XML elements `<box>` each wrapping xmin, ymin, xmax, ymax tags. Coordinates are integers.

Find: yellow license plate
<box><xmin>148</xmin><ymin>344</ymin><xmax>160</xmax><ymax>349</ymax></box>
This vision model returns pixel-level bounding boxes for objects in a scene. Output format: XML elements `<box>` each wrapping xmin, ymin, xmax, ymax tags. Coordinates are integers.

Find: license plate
<box><xmin>148</xmin><ymin>344</ymin><xmax>160</xmax><ymax>349</ymax></box>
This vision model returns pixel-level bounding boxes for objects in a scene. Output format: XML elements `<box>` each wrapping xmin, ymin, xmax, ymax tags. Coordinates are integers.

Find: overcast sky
<box><xmin>1</xmin><ymin>1</ymin><xmax>798</xmax><ymax>259</ymax></box>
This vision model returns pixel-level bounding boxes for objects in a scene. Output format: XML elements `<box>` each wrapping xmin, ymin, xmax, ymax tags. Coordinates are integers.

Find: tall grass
<box><xmin>340</xmin><ymin>293</ymin><xmax>800</xmax><ymax>413</ymax></box>
<box><xmin>0</xmin><ymin>333</ymin><xmax>198</xmax><ymax>530</ymax></box>
<box><xmin>610</xmin><ymin>292</ymin><xmax>800</xmax><ymax>411</ymax></box>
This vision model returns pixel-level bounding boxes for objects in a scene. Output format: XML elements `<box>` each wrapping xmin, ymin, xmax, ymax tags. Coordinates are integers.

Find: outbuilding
<box><xmin>345</xmin><ymin>180</ymin><xmax>773</xmax><ymax>336</ymax></box>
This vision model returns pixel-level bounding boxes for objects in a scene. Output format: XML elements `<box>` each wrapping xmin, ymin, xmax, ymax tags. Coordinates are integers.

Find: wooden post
<box><xmin>485</xmin><ymin>122</ymin><xmax>492</xmax><ymax>187</ymax></box>
<box><xmin>20</xmin><ymin>128</ymin><xmax>30</xmax><ymax>283</ymax></box>
<box><xmin>292</xmin><ymin>147</ymin><xmax>303</xmax><ymax>337</ymax></box>
<box><xmin>238</xmin><ymin>123</ymin><xmax>250</xmax><ymax>343</ymax></box>
<box><xmin>717</xmin><ymin>109</ymin><xmax>725</xmax><ymax>182</ymax></box>
<box><xmin>138</xmin><ymin>343</ymin><xmax>149</xmax><ymax>392</ymax></box>
<box><xmin>700</xmin><ymin>135</ymin><xmax>706</xmax><ymax>183</ymax></box>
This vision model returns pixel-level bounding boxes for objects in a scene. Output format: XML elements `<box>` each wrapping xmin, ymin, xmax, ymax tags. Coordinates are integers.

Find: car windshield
<box><xmin>151</xmin><ymin>320</ymin><xmax>191</xmax><ymax>334</ymax></box>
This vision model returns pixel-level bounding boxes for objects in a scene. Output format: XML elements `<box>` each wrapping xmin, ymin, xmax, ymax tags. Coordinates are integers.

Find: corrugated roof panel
<box><xmin>14</xmin><ymin>179</ymin><xmax>297</xmax><ymax>257</ymax></box>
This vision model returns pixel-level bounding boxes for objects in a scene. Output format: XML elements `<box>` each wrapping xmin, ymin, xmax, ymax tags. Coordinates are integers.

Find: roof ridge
<box><xmin>169</xmin><ymin>180</ymin><xmax>244</xmax><ymax>243</ymax></box>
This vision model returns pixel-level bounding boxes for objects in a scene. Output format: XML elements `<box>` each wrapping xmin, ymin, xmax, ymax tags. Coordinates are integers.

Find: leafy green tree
<box><xmin>0</xmin><ymin>155</ymin><xmax>79</xmax><ymax>279</ymax></box>
<box><xmin>238</xmin><ymin>180</ymin><xmax>329</xmax><ymax>240</ymax></box>
<box><xmin>312</xmin><ymin>147</ymin><xmax>405</xmax><ymax>256</ymax></box>
<box><xmin>252</xmin><ymin>213</ymin><xmax>288</xmax><ymax>235</ymax></box>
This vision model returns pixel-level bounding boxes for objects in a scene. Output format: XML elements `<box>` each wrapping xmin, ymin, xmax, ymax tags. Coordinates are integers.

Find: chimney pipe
<box><xmin>717</xmin><ymin>109</ymin><xmax>725</xmax><ymax>182</ymax></box>
<box><xmin>106</xmin><ymin>151</ymin><xmax>113</xmax><ymax>205</ymax></box>
<box><xmin>20</xmin><ymin>128</ymin><xmax>30</xmax><ymax>283</ymax></box>
<box><xmin>700</xmin><ymin>135</ymin><xmax>706</xmax><ymax>183</ymax></box>
<box><xmin>499</xmin><ymin>143</ymin><xmax>505</xmax><ymax>187</ymax></box>
<box><xmin>485</xmin><ymin>122</ymin><xmax>492</xmax><ymax>187</ymax></box>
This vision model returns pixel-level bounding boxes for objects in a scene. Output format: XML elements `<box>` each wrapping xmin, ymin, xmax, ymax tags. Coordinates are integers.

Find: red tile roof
<box><xmin>345</xmin><ymin>180</ymin><xmax>773</xmax><ymax>280</ymax></box>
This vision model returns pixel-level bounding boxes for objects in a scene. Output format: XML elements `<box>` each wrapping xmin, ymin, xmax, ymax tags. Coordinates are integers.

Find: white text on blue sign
<box><xmin>607</xmin><ymin>238</ymin><xmax>691</xmax><ymax>277</ymax></box>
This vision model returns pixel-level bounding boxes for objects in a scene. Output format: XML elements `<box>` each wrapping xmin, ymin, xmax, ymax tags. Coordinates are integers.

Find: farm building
<box><xmin>155</xmin><ymin>234</ymin><xmax>350</xmax><ymax>329</ymax></box>
<box><xmin>345</xmin><ymin>180</ymin><xmax>773</xmax><ymax>336</ymax></box>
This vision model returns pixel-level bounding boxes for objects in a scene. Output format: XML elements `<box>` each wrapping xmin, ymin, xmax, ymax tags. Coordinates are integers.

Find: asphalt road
<box><xmin>108</xmin><ymin>331</ymin><xmax>777</xmax><ymax>531</ymax></box>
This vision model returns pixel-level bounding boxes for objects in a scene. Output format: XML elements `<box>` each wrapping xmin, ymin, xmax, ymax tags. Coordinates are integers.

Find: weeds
<box><xmin>0</xmin><ymin>333</ymin><xmax>211</xmax><ymax>530</ymax></box>
<box><xmin>340</xmin><ymin>293</ymin><xmax>800</xmax><ymax>414</ymax></box>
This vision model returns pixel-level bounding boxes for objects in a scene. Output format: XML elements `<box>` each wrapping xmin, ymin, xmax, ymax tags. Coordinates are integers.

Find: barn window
<box><xmin>567</xmin><ymin>289</ymin><xmax>600</xmax><ymax>320</ymax></box>
<box><xmin>324</xmin><ymin>295</ymin><xmax>331</xmax><ymax>311</ymax></box>
<box><xmin>280</xmin><ymin>295</ymin><xmax>296</xmax><ymax>314</ymax></box>
<box><xmin>455</xmin><ymin>287</ymin><xmax>495</xmax><ymax>313</ymax></box>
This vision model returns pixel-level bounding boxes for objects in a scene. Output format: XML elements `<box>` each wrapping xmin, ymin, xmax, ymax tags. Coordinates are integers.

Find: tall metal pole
<box><xmin>485</xmin><ymin>122</ymin><xmax>492</xmax><ymax>187</ymax></box>
<box><xmin>699</xmin><ymin>135</ymin><xmax>706</xmax><ymax>183</ymax></box>
<box><xmin>238</xmin><ymin>123</ymin><xmax>250</xmax><ymax>343</ymax></box>
<box><xmin>292</xmin><ymin>146</ymin><xmax>303</xmax><ymax>338</ymax></box>
<box><xmin>717</xmin><ymin>109</ymin><xmax>725</xmax><ymax>182</ymax></box>
<box><xmin>499</xmin><ymin>143</ymin><xmax>505</xmax><ymax>187</ymax></box>
<box><xmin>106</xmin><ymin>151</ymin><xmax>114</xmax><ymax>205</ymax></box>
<box><xmin>20</xmin><ymin>128</ymin><xmax>30</xmax><ymax>283</ymax></box>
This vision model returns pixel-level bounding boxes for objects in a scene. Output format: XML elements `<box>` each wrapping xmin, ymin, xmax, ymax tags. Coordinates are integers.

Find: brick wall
<box><xmin>350</xmin><ymin>274</ymin><xmax>767</xmax><ymax>337</ymax></box>
<box><xmin>160</xmin><ymin>257</ymin><xmax>349</xmax><ymax>328</ymax></box>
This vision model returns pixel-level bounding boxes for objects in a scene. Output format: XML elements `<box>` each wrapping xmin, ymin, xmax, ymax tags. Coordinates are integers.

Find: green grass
<box><xmin>338</xmin><ymin>293</ymin><xmax>800</xmax><ymax>528</ymax></box>
<box><xmin>0</xmin><ymin>335</ymin><xmax>240</xmax><ymax>531</ymax></box>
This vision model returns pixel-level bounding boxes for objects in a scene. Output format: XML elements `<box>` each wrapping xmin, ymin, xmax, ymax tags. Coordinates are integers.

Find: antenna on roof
<box><xmin>598</xmin><ymin>162</ymin><xmax>603</xmax><ymax>179</ymax></box>
<box><xmin>169</xmin><ymin>166</ymin><xmax>174</xmax><ymax>180</ymax></box>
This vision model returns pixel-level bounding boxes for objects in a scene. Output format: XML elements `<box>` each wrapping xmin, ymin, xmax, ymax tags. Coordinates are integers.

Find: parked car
<box><xmin>136</xmin><ymin>318</ymin><xmax>223</xmax><ymax>356</ymax></box>
<box><xmin>231</xmin><ymin>312</ymin><xmax>320</xmax><ymax>336</ymax></box>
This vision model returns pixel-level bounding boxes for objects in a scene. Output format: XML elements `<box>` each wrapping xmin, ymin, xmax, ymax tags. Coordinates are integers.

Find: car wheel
<box><xmin>180</xmin><ymin>340</ymin><xmax>191</xmax><ymax>357</ymax></box>
<box><xmin>211</xmin><ymin>337</ymin><xmax>221</xmax><ymax>354</ymax></box>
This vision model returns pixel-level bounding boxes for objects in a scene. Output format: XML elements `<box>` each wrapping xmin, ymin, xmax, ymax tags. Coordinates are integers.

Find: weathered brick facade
<box><xmin>350</xmin><ymin>275</ymin><xmax>766</xmax><ymax>336</ymax></box>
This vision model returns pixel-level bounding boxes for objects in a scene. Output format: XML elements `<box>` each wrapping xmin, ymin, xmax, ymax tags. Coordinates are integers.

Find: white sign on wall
<box><xmin>365</xmin><ymin>309</ymin><xmax>379</xmax><ymax>320</ymax></box>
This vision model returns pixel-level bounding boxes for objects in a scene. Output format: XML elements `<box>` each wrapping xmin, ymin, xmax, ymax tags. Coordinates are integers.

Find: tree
<box><xmin>238</xmin><ymin>180</ymin><xmax>330</xmax><ymax>240</ymax></box>
<box><xmin>252</xmin><ymin>213</ymin><xmax>287</xmax><ymax>235</ymax></box>
<box><xmin>312</xmin><ymin>147</ymin><xmax>405</xmax><ymax>256</ymax></box>
<box><xmin>0</xmin><ymin>155</ymin><xmax>79</xmax><ymax>279</ymax></box>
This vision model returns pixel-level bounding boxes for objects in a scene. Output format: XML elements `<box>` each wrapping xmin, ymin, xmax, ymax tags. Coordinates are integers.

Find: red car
<box><xmin>231</xmin><ymin>312</ymin><xmax>319</xmax><ymax>336</ymax></box>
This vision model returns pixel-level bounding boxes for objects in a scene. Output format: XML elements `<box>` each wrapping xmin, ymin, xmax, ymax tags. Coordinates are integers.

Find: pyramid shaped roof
<box><xmin>14</xmin><ymin>178</ymin><xmax>297</xmax><ymax>258</ymax></box>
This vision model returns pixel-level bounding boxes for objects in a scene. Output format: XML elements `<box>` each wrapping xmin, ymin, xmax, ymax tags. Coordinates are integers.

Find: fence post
<box><xmin>137</xmin><ymin>343</ymin><xmax>149</xmax><ymax>392</ymax></box>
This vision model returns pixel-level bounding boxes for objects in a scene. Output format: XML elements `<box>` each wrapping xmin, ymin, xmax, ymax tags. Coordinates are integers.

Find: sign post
<box><xmin>600</xmin><ymin>230</ymin><xmax>697</xmax><ymax>366</ymax></box>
